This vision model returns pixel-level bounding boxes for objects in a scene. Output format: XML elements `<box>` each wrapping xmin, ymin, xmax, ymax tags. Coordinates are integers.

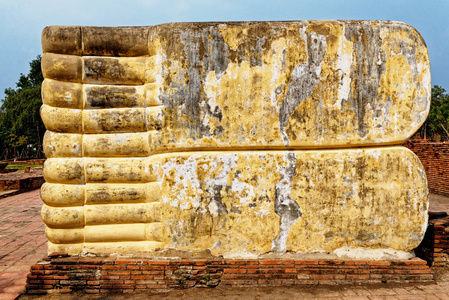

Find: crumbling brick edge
<box><xmin>26</xmin><ymin>256</ymin><xmax>433</xmax><ymax>294</ymax></box>
<box><xmin>404</xmin><ymin>139</ymin><xmax>449</xmax><ymax>197</ymax></box>
<box><xmin>0</xmin><ymin>176</ymin><xmax>44</xmax><ymax>191</ymax></box>
<box><xmin>416</xmin><ymin>216</ymin><xmax>449</xmax><ymax>267</ymax></box>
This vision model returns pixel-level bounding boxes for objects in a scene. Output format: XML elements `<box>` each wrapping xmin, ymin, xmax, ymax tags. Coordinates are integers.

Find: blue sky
<box><xmin>0</xmin><ymin>0</ymin><xmax>448</xmax><ymax>100</ymax></box>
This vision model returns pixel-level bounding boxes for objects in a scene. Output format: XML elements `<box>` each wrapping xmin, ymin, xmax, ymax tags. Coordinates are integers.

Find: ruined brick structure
<box><xmin>405</xmin><ymin>139</ymin><xmax>449</xmax><ymax>197</ymax></box>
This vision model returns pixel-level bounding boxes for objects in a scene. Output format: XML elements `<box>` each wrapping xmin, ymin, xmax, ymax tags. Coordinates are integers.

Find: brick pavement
<box><xmin>0</xmin><ymin>190</ymin><xmax>47</xmax><ymax>300</ymax></box>
<box><xmin>1</xmin><ymin>190</ymin><xmax>449</xmax><ymax>300</ymax></box>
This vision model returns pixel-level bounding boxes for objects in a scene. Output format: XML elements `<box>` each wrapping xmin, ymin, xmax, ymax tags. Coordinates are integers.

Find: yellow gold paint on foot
<box><xmin>40</xmin><ymin>21</ymin><xmax>430</xmax><ymax>257</ymax></box>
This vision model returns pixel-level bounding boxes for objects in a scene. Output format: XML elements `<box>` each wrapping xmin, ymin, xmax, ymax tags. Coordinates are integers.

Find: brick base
<box><xmin>0</xmin><ymin>168</ymin><xmax>44</xmax><ymax>191</ymax></box>
<box><xmin>3</xmin><ymin>159</ymin><xmax>45</xmax><ymax>165</ymax></box>
<box><xmin>0</xmin><ymin>176</ymin><xmax>44</xmax><ymax>191</ymax></box>
<box><xmin>404</xmin><ymin>139</ymin><xmax>449</xmax><ymax>197</ymax></box>
<box><xmin>416</xmin><ymin>216</ymin><xmax>449</xmax><ymax>267</ymax></box>
<box><xmin>26</xmin><ymin>256</ymin><xmax>433</xmax><ymax>294</ymax></box>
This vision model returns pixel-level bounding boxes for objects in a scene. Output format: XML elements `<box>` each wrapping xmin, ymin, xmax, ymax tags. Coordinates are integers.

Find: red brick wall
<box><xmin>0</xmin><ymin>176</ymin><xmax>45</xmax><ymax>191</ymax></box>
<box><xmin>432</xmin><ymin>217</ymin><xmax>449</xmax><ymax>267</ymax></box>
<box><xmin>404</xmin><ymin>139</ymin><xmax>449</xmax><ymax>197</ymax></box>
<box><xmin>5</xmin><ymin>159</ymin><xmax>45</xmax><ymax>165</ymax></box>
<box><xmin>26</xmin><ymin>257</ymin><xmax>432</xmax><ymax>294</ymax></box>
<box><xmin>415</xmin><ymin>216</ymin><xmax>449</xmax><ymax>267</ymax></box>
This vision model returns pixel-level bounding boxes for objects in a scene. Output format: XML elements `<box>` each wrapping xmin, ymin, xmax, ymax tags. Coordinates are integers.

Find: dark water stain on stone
<box><xmin>84</xmin><ymin>58</ymin><xmax>126</xmax><ymax>82</ymax></box>
<box><xmin>344</xmin><ymin>23</ymin><xmax>385</xmax><ymax>138</ymax></box>
<box><xmin>86</xmin><ymin>86</ymin><xmax>138</xmax><ymax>108</ymax></box>
<box><xmin>279</xmin><ymin>28</ymin><xmax>327</xmax><ymax>146</ymax></box>
<box><xmin>272</xmin><ymin>152</ymin><xmax>302</xmax><ymax>253</ymax></box>
<box><xmin>158</xmin><ymin>25</ymin><xmax>229</xmax><ymax>141</ymax></box>
<box><xmin>208</xmin><ymin>185</ymin><xmax>229</xmax><ymax>215</ymax></box>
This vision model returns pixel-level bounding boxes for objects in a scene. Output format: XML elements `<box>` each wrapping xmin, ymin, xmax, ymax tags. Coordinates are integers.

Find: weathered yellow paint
<box><xmin>84</xmin><ymin>223</ymin><xmax>163</xmax><ymax>242</ymax></box>
<box><xmin>41</xmin><ymin>105</ymin><xmax>82</xmax><ymax>133</ymax></box>
<box><xmin>44</xmin><ymin>157</ymin><xmax>159</xmax><ymax>183</ymax></box>
<box><xmin>43</xmin><ymin>158</ymin><xmax>84</xmax><ymax>184</ymax></box>
<box><xmin>41</xmin><ymin>21</ymin><xmax>430</xmax><ymax>149</ymax></box>
<box><xmin>82</xmin><ymin>241</ymin><xmax>163</xmax><ymax>254</ymax></box>
<box><xmin>41</xmin><ymin>147</ymin><xmax>427</xmax><ymax>255</ymax></box>
<box><xmin>83</xmin><ymin>56</ymin><xmax>148</xmax><ymax>85</ymax></box>
<box><xmin>149</xmin><ymin>21</ymin><xmax>430</xmax><ymax>149</ymax></box>
<box><xmin>156</xmin><ymin>147</ymin><xmax>427</xmax><ymax>255</ymax></box>
<box><xmin>42</xmin><ymin>79</ymin><xmax>83</xmax><ymax>109</ymax></box>
<box><xmin>45</xmin><ymin>226</ymin><xmax>84</xmax><ymax>244</ymax></box>
<box><xmin>40</xmin><ymin>183</ymin><xmax>84</xmax><ymax>207</ymax></box>
<box><xmin>43</xmin><ymin>131</ymin><xmax>82</xmax><ymax>158</ymax></box>
<box><xmin>83</xmin><ymin>108</ymin><xmax>145</xmax><ymax>133</ymax></box>
<box><xmin>47</xmin><ymin>241</ymin><xmax>83</xmax><ymax>256</ymax></box>
<box><xmin>83</xmin><ymin>158</ymin><xmax>158</xmax><ymax>183</ymax></box>
<box><xmin>84</xmin><ymin>202</ymin><xmax>161</xmax><ymax>225</ymax></box>
<box><xmin>83</xmin><ymin>84</ymin><xmax>159</xmax><ymax>108</ymax></box>
<box><xmin>41</xmin><ymin>26</ymin><xmax>82</xmax><ymax>55</ymax></box>
<box><xmin>41</xmin><ymin>53</ymin><xmax>83</xmax><ymax>83</ymax></box>
<box><xmin>83</xmin><ymin>133</ymin><xmax>151</xmax><ymax>157</ymax></box>
<box><xmin>40</xmin><ymin>21</ymin><xmax>430</xmax><ymax>257</ymax></box>
<box><xmin>41</xmin><ymin>204</ymin><xmax>84</xmax><ymax>228</ymax></box>
<box><xmin>84</xmin><ymin>183</ymin><xmax>160</xmax><ymax>204</ymax></box>
<box><xmin>81</xmin><ymin>26</ymin><xmax>149</xmax><ymax>57</ymax></box>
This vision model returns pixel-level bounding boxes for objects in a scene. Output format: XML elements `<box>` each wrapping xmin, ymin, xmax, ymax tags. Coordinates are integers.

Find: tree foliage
<box><xmin>415</xmin><ymin>85</ymin><xmax>449</xmax><ymax>141</ymax></box>
<box><xmin>0</xmin><ymin>56</ymin><xmax>45</xmax><ymax>159</ymax></box>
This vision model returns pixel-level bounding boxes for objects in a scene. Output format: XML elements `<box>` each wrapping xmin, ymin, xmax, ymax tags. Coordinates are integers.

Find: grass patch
<box><xmin>5</xmin><ymin>164</ymin><xmax>42</xmax><ymax>170</ymax></box>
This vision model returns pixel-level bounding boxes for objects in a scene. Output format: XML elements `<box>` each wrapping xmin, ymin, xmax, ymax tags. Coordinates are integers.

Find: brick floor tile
<box><xmin>0</xmin><ymin>190</ymin><xmax>45</xmax><ymax>300</ymax></box>
<box><xmin>0</xmin><ymin>278</ymin><xmax>13</xmax><ymax>289</ymax></box>
<box><xmin>0</xmin><ymin>272</ymin><xmax>20</xmax><ymax>279</ymax></box>
<box><xmin>395</xmin><ymin>295</ymin><xmax>428</xmax><ymax>299</ymax></box>
<box><xmin>0</xmin><ymin>292</ymin><xmax>20</xmax><ymax>300</ymax></box>
<box><xmin>424</xmin><ymin>294</ymin><xmax>445</xmax><ymax>300</ymax></box>
<box><xmin>353</xmin><ymin>288</ymin><xmax>374</xmax><ymax>296</ymax></box>
<box><xmin>419</xmin><ymin>285</ymin><xmax>449</xmax><ymax>293</ymax></box>
<box><xmin>1</xmin><ymin>283</ymin><xmax>25</xmax><ymax>294</ymax></box>
<box><xmin>369</xmin><ymin>288</ymin><xmax>398</xmax><ymax>296</ymax></box>
<box><xmin>311</xmin><ymin>290</ymin><xmax>343</xmax><ymax>297</ymax></box>
<box><xmin>367</xmin><ymin>296</ymin><xmax>389</xmax><ymax>299</ymax></box>
<box><xmin>342</xmin><ymin>289</ymin><xmax>360</xmax><ymax>296</ymax></box>
<box><xmin>3</xmin><ymin>266</ymin><xmax>31</xmax><ymax>273</ymax></box>
<box><xmin>392</xmin><ymin>288</ymin><xmax>414</xmax><ymax>295</ymax></box>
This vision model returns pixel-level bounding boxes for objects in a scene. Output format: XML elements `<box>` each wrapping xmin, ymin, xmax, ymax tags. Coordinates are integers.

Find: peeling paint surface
<box><xmin>156</xmin><ymin>147</ymin><xmax>428</xmax><ymax>256</ymax></box>
<box><xmin>39</xmin><ymin>21</ymin><xmax>430</xmax><ymax>256</ymax></box>
<box><xmin>149</xmin><ymin>21</ymin><xmax>430</xmax><ymax>150</ymax></box>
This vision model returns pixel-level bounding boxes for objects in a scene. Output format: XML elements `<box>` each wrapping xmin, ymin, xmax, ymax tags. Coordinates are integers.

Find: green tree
<box><xmin>0</xmin><ymin>55</ymin><xmax>45</xmax><ymax>159</ymax></box>
<box><xmin>415</xmin><ymin>85</ymin><xmax>449</xmax><ymax>141</ymax></box>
